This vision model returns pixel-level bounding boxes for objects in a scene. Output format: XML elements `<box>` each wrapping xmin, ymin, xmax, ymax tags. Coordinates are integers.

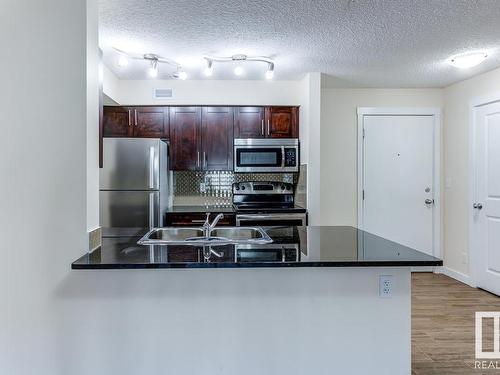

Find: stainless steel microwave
<box><xmin>234</xmin><ymin>138</ymin><xmax>299</xmax><ymax>172</ymax></box>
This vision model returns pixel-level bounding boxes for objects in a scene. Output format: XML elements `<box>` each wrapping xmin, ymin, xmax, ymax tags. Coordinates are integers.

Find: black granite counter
<box><xmin>72</xmin><ymin>226</ymin><xmax>442</xmax><ymax>269</ymax></box>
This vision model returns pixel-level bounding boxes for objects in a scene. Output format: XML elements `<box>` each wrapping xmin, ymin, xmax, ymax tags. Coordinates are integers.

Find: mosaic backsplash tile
<box><xmin>173</xmin><ymin>171</ymin><xmax>300</xmax><ymax>207</ymax></box>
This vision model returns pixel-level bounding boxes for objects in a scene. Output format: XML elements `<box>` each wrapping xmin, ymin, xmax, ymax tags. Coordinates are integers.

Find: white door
<box><xmin>473</xmin><ymin>101</ymin><xmax>500</xmax><ymax>296</ymax></box>
<box><xmin>362</xmin><ymin>115</ymin><xmax>436</xmax><ymax>255</ymax></box>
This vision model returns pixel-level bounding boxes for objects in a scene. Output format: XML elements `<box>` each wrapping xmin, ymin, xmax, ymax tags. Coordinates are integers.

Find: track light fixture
<box><xmin>114</xmin><ymin>48</ymin><xmax>186</xmax><ymax>79</ymax></box>
<box><xmin>203</xmin><ymin>54</ymin><xmax>275</xmax><ymax>79</ymax></box>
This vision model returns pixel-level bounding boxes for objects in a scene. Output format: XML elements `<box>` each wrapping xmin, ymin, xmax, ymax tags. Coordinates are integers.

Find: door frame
<box><xmin>469</xmin><ymin>92</ymin><xmax>500</xmax><ymax>288</ymax></box>
<box><xmin>356</xmin><ymin>107</ymin><xmax>442</xmax><ymax>259</ymax></box>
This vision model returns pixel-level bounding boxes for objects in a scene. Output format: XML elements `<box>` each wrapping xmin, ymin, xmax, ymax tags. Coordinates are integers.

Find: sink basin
<box><xmin>137</xmin><ymin>227</ymin><xmax>272</xmax><ymax>246</ymax></box>
<box><xmin>210</xmin><ymin>228</ymin><xmax>269</xmax><ymax>241</ymax></box>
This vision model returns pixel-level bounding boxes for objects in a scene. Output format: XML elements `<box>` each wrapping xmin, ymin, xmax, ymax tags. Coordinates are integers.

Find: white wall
<box><xmin>86</xmin><ymin>0</ymin><xmax>99</xmax><ymax>232</ymax></box>
<box><xmin>103</xmin><ymin>69</ymin><xmax>303</xmax><ymax>106</ymax></box>
<box><xmin>102</xmin><ymin>65</ymin><xmax>121</xmax><ymax>103</ymax></box>
<box><xmin>1</xmin><ymin>0</ymin><xmax>88</xmax><ymax>372</ymax></box>
<box><xmin>443</xmin><ymin>66</ymin><xmax>500</xmax><ymax>279</ymax></box>
<box><xmin>305</xmin><ymin>73</ymin><xmax>322</xmax><ymax>225</ymax></box>
<box><xmin>320</xmin><ymin>88</ymin><xmax>444</xmax><ymax>226</ymax></box>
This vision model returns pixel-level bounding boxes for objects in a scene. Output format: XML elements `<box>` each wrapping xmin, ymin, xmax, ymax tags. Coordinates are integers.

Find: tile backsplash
<box><xmin>173</xmin><ymin>169</ymin><xmax>304</xmax><ymax>207</ymax></box>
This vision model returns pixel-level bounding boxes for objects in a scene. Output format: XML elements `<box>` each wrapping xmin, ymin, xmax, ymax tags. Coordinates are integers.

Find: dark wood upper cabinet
<box><xmin>265</xmin><ymin>106</ymin><xmax>299</xmax><ymax>138</ymax></box>
<box><xmin>102</xmin><ymin>105</ymin><xmax>299</xmax><ymax>171</ymax></box>
<box><xmin>234</xmin><ymin>106</ymin><xmax>265</xmax><ymax>138</ymax></box>
<box><xmin>102</xmin><ymin>106</ymin><xmax>133</xmax><ymax>137</ymax></box>
<box><xmin>133</xmin><ymin>107</ymin><xmax>169</xmax><ymax>138</ymax></box>
<box><xmin>201</xmin><ymin>107</ymin><xmax>234</xmax><ymax>171</ymax></box>
<box><xmin>169</xmin><ymin>106</ymin><xmax>201</xmax><ymax>171</ymax></box>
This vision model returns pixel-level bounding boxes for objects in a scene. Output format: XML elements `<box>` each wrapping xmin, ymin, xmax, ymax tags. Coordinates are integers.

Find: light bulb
<box><xmin>178</xmin><ymin>71</ymin><xmax>187</xmax><ymax>80</ymax></box>
<box><xmin>118</xmin><ymin>55</ymin><xmax>129</xmax><ymax>67</ymax></box>
<box><xmin>204</xmin><ymin>66</ymin><xmax>213</xmax><ymax>77</ymax></box>
<box><xmin>148</xmin><ymin>66</ymin><xmax>158</xmax><ymax>78</ymax></box>
<box><xmin>265</xmin><ymin>69</ymin><xmax>274</xmax><ymax>80</ymax></box>
<box><xmin>449</xmin><ymin>52</ymin><xmax>488</xmax><ymax>69</ymax></box>
<box><xmin>234</xmin><ymin>66</ymin><xmax>244</xmax><ymax>76</ymax></box>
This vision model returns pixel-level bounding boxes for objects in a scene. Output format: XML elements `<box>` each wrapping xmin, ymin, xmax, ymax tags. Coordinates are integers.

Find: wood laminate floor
<box><xmin>412</xmin><ymin>273</ymin><xmax>500</xmax><ymax>375</ymax></box>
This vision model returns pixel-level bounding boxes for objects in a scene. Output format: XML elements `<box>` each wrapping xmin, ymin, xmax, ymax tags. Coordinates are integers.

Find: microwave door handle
<box><xmin>281</xmin><ymin>147</ymin><xmax>285</xmax><ymax>168</ymax></box>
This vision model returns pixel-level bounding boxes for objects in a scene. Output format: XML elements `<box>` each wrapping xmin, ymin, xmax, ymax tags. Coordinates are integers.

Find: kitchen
<box><xmin>2</xmin><ymin>1</ymin><xmax>500</xmax><ymax>375</ymax></box>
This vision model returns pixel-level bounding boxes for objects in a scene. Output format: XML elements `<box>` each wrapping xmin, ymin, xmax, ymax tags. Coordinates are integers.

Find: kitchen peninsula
<box><xmin>72</xmin><ymin>226</ymin><xmax>441</xmax><ymax>374</ymax></box>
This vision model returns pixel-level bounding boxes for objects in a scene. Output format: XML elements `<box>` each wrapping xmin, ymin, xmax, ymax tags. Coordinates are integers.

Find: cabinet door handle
<box><xmin>134</xmin><ymin>109</ymin><xmax>138</xmax><ymax>126</ymax></box>
<box><xmin>267</xmin><ymin>119</ymin><xmax>270</xmax><ymax>136</ymax></box>
<box><xmin>261</xmin><ymin>119</ymin><xmax>264</xmax><ymax>136</ymax></box>
<box><xmin>128</xmin><ymin>110</ymin><xmax>132</xmax><ymax>127</ymax></box>
<box><xmin>203</xmin><ymin>152</ymin><xmax>207</xmax><ymax>168</ymax></box>
<box><xmin>197</xmin><ymin>151</ymin><xmax>200</xmax><ymax>168</ymax></box>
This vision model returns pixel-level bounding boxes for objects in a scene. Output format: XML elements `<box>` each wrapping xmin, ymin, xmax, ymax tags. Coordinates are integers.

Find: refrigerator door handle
<box><xmin>149</xmin><ymin>146</ymin><xmax>155</xmax><ymax>189</ymax></box>
<box><xmin>149</xmin><ymin>192</ymin><xmax>155</xmax><ymax>229</ymax></box>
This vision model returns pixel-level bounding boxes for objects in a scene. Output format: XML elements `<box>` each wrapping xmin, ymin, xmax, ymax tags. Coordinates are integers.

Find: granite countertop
<box><xmin>72</xmin><ymin>226</ymin><xmax>443</xmax><ymax>269</ymax></box>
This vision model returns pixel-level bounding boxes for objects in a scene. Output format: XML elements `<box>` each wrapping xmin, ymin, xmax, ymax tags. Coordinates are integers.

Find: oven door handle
<box><xmin>236</xmin><ymin>213</ymin><xmax>307</xmax><ymax>226</ymax></box>
<box><xmin>237</xmin><ymin>215</ymin><xmax>273</xmax><ymax>220</ymax></box>
<box><xmin>237</xmin><ymin>214</ymin><xmax>305</xmax><ymax>220</ymax></box>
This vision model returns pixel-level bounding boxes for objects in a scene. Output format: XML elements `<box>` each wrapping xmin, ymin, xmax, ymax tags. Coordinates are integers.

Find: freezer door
<box><xmin>100</xmin><ymin>138</ymin><xmax>160</xmax><ymax>190</ymax></box>
<box><xmin>100</xmin><ymin>191</ymin><xmax>159</xmax><ymax>237</ymax></box>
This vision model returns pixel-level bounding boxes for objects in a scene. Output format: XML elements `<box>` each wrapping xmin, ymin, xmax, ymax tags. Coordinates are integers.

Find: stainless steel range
<box><xmin>232</xmin><ymin>181</ymin><xmax>307</xmax><ymax>226</ymax></box>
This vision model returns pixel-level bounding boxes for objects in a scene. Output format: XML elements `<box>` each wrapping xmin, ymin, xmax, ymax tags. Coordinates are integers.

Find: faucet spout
<box><xmin>210</xmin><ymin>213</ymin><xmax>224</xmax><ymax>231</ymax></box>
<box><xmin>202</xmin><ymin>213</ymin><xmax>224</xmax><ymax>238</ymax></box>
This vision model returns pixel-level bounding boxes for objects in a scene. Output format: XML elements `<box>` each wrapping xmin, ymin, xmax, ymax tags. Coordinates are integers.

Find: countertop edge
<box><xmin>72</xmin><ymin>260</ymin><xmax>443</xmax><ymax>270</ymax></box>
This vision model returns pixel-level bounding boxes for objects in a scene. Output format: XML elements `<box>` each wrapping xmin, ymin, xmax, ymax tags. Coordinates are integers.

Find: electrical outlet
<box><xmin>379</xmin><ymin>275</ymin><xmax>393</xmax><ymax>298</ymax></box>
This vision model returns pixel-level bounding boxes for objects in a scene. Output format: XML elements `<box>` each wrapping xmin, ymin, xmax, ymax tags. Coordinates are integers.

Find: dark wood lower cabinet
<box><xmin>201</xmin><ymin>107</ymin><xmax>233</xmax><ymax>170</ymax></box>
<box><xmin>166</xmin><ymin>245</ymin><xmax>234</xmax><ymax>263</ymax></box>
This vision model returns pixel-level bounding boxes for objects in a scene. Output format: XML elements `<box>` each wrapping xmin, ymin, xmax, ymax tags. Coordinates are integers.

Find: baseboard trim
<box><xmin>435</xmin><ymin>266</ymin><xmax>475</xmax><ymax>287</ymax></box>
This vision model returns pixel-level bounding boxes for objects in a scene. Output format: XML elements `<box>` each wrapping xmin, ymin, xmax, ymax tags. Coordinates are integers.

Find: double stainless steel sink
<box><xmin>137</xmin><ymin>227</ymin><xmax>273</xmax><ymax>246</ymax></box>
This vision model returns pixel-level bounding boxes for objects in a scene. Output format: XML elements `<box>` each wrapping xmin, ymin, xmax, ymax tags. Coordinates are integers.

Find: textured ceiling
<box><xmin>99</xmin><ymin>0</ymin><xmax>500</xmax><ymax>87</ymax></box>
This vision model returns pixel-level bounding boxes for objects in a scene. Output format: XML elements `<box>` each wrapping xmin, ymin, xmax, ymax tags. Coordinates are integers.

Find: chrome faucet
<box><xmin>202</xmin><ymin>213</ymin><xmax>224</xmax><ymax>238</ymax></box>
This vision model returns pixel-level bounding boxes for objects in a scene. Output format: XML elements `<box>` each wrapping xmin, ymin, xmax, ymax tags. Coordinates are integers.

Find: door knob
<box><xmin>473</xmin><ymin>203</ymin><xmax>483</xmax><ymax>210</ymax></box>
<box><xmin>425</xmin><ymin>198</ymin><xmax>434</xmax><ymax>205</ymax></box>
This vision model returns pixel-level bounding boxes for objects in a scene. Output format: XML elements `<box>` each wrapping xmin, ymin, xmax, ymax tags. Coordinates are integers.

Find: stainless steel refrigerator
<box><xmin>100</xmin><ymin>138</ymin><xmax>170</xmax><ymax>238</ymax></box>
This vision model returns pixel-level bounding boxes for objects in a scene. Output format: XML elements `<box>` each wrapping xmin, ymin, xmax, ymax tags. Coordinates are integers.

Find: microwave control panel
<box><xmin>284</xmin><ymin>148</ymin><xmax>297</xmax><ymax>167</ymax></box>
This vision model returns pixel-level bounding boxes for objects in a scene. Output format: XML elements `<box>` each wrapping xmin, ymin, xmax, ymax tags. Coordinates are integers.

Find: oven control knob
<box><xmin>286</xmin><ymin>185</ymin><xmax>291</xmax><ymax>190</ymax></box>
<box><xmin>241</xmin><ymin>185</ymin><xmax>245</xmax><ymax>190</ymax></box>
<box><xmin>235</xmin><ymin>185</ymin><xmax>240</xmax><ymax>191</ymax></box>
<box><xmin>281</xmin><ymin>185</ymin><xmax>286</xmax><ymax>190</ymax></box>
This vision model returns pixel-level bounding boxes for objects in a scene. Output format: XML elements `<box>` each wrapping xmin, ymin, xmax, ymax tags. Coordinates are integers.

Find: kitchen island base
<box><xmin>69</xmin><ymin>267</ymin><xmax>411</xmax><ymax>375</ymax></box>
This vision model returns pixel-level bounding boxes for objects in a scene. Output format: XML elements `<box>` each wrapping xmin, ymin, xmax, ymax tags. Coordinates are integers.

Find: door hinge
<box><xmin>362</xmin><ymin>190</ymin><xmax>365</xmax><ymax>200</ymax></box>
<box><xmin>362</xmin><ymin>128</ymin><xmax>365</xmax><ymax>138</ymax></box>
